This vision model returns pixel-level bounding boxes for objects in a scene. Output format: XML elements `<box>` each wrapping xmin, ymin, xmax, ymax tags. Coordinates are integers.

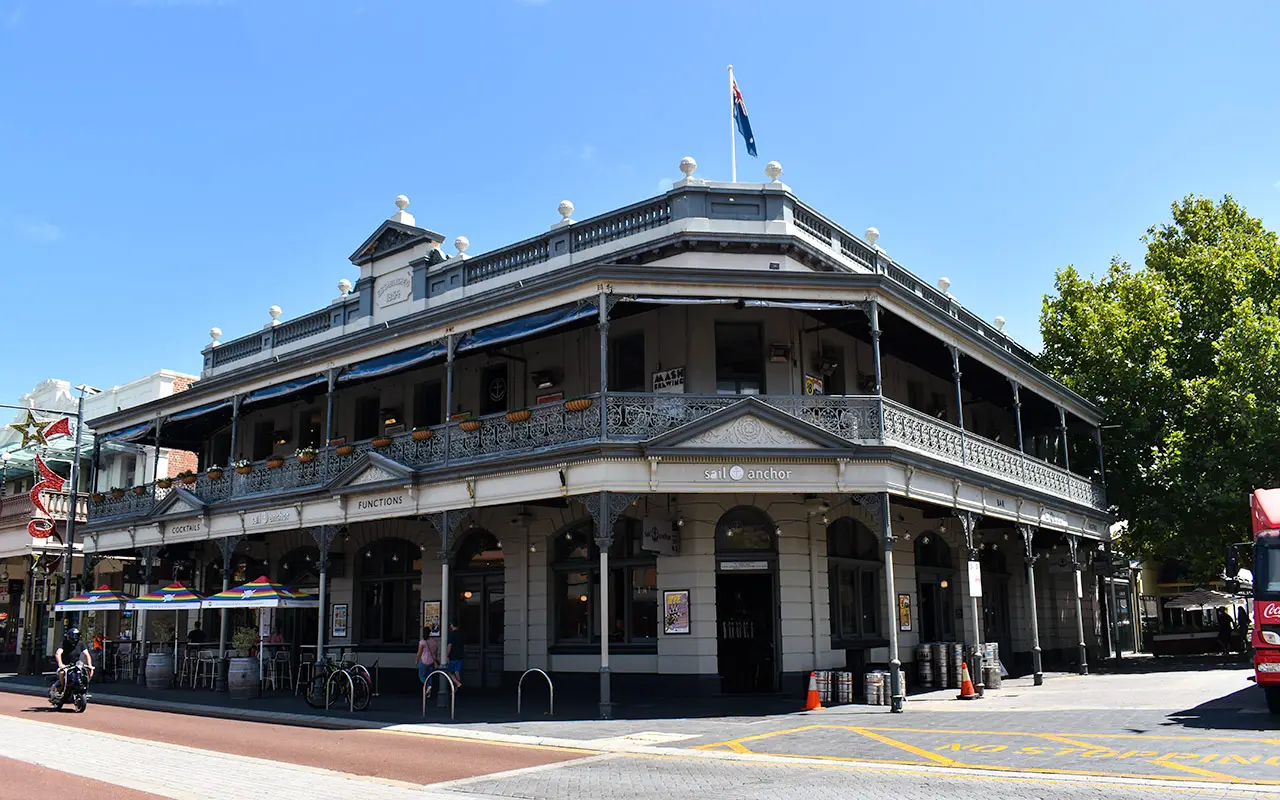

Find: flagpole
<box><xmin>728</xmin><ymin>64</ymin><xmax>736</xmax><ymax>183</ymax></box>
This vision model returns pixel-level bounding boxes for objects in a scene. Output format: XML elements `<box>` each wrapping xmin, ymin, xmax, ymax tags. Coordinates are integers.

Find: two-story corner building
<box><xmin>0</xmin><ymin>371</ymin><xmax>197</xmax><ymax>670</ymax></box>
<box><xmin>79</xmin><ymin>160</ymin><xmax>1114</xmax><ymax>711</ymax></box>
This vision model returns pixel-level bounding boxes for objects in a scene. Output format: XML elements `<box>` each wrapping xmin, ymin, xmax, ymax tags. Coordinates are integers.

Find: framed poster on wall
<box><xmin>897</xmin><ymin>593</ymin><xmax>912</xmax><ymax>632</ymax></box>
<box><xmin>422</xmin><ymin>601</ymin><xmax>441</xmax><ymax>635</ymax></box>
<box><xmin>662</xmin><ymin>590</ymin><xmax>690</xmax><ymax>635</ymax></box>
<box><xmin>330</xmin><ymin>603</ymin><xmax>348</xmax><ymax>639</ymax></box>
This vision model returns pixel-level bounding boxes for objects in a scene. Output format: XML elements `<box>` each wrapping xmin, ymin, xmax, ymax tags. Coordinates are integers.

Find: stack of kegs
<box><xmin>863</xmin><ymin>671</ymin><xmax>887</xmax><ymax>705</ymax></box>
<box><xmin>949</xmin><ymin>643</ymin><xmax>965</xmax><ymax>688</ymax></box>
<box><xmin>813</xmin><ymin>671</ymin><xmax>856</xmax><ymax>705</ymax></box>
<box><xmin>932</xmin><ymin>642</ymin><xmax>950</xmax><ymax>689</ymax></box>
<box><xmin>983</xmin><ymin>643</ymin><xmax>1003</xmax><ymax>690</ymax></box>
<box><xmin>916</xmin><ymin>644</ymin><xmax>934</xmax><ymax>689</ymax></box>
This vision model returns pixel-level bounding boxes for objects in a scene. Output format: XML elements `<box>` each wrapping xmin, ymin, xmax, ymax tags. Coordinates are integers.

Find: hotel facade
<box><xmin>79</xmin><ymin>162</ymin><xmax>1114</xmax><ymax>712</ymax></box>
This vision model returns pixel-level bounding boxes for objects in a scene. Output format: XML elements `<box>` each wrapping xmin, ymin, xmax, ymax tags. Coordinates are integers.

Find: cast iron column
<box><xmin>1066</xmin><ymin>534</ymin><xmax>1088</xmax><ymax>675</ymax></box>
<box><xmin>1017</xmin><ymin>523</ymin><xmax>1043</xmax><ymax>685</ymax></box>
<box><xmin>443</xmin><ymin>335</ymin><xmax>455</xmax><ymax>465</ymax></box>
<box><xmin>869</xmin><ymin>300</ymin><xmax>885</xmax><ymax>439</ymax></box>
<box><xmin>150</xmin><ymin>418</ymin><xmax>163</xmax><ymax>498</ymax></box>
<box><xmin>227</xmin><ymin>395</ymin><xmax>241</xmax><ymax>467</ymax></box>
<box><xmin>598</xmin><ymin>293</ymin><xmax>610</xmax><ymax>441</ymax></box>
<box><xmin>949</xmin><ymin>346</ymin><xmax>966</xmax><ymax>463</ymax></box>
<box><xmin>323</xmin><ymin>370</ymin><xmax>336</xmax><ymax>480</ymax></box>
<box><xmin>1057</xmin><ymin>406</ymin><xmax>1071</xmax><ymax>473</ymax></box>
<box><xmin>215</xmin><ymin>535</ymin><xmax>241</xmax><ymax>690</ymax></box>
<box><xmin>308</xmin><ymin>526</ymin><xmax>338</xmax><ymax>664</ymax></box>
<box><xmin>574</xmin><ymin>491</ymin><xmax>636</xmax><ymax>718</ymax></box>
<box><xmin>137</xmin><ymin>545</ymin><xmax>155</xmax><ymax>685</ymax></box>
<box><xmin>853</xmin><ymin>492</ymin><xmax>903</xmax><ymax>712</ymax></box>
<box><xmin>1094</xmin><ymin>427</ymin><xmax>1107</xmax><ymax>487</ymax></box>
<box><xmin>957</xmin><ymin>510</ymin><xmax>983</xmax><ymax>693</ymax></box>
<box><xmin>428</xmin><ymin>510</ymin><xmax>465</xmax><ymax>708</ymax></box>
<box><xmin>1107</xmin><ymin>547</ymin><xmax>1122</xmax><ymax>661</ymax></box>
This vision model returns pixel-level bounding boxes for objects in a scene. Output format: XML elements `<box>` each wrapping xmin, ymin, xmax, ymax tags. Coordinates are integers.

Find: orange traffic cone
<box><xmin>802</xmin><ymin>671</ymin><xmax>825</xmax><ymax>711</ymax></box>
<box><xmin>956</xmin><ymin>661</ymin><xmax>979</xmax><ymax>700</ymax></box>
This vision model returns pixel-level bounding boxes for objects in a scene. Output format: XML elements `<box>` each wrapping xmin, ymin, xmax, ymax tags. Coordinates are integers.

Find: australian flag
<box><xmin>731</xmin><ymin>76</ymin><xmax>757</xmax><ymax>157</ymax></box>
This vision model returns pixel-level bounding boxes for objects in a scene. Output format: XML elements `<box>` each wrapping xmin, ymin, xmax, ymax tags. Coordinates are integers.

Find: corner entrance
<box><xmin>714</xmin><ymin>505</ymin><xmax>779</xmax><ymax>694</ymax></box>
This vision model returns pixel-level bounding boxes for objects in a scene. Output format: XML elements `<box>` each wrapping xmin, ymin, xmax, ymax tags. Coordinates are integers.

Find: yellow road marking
<box><xmin>846</xmin><ymin>727</ymin><xmax>958</xmax><ymax>767</ymax></box>
<box><xmin>1151</xmin><ymin>759</ymin><xmax>1245</xmax><ymax>783</ymax></box>
<box><xmin>694</xmin><ymin>724</ymin><xmax>829</xmax><ymax>752</ymax></box>
<box><xmin>1037</xmin><ymin>733</ymin><xmax>1104</xmax><ymax>749</ymax></box>
<box><xmin>858</xmin><ymin>726</ymin><xmax>1280</xmax><ymax>746</ymax></box>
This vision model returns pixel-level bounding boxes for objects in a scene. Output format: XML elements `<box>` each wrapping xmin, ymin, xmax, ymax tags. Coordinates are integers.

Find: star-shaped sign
<box><xmin>241</xmin><ymin>589</ymin><xmax>256</xmax><ymax>599</ymax></box>
<box><xmin>7</xmin><ymin>411</ymin><xmax>51</xmax><ymax>449</ymax></box>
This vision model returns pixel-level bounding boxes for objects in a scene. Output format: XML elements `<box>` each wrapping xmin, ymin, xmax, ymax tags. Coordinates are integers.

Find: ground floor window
<box><xmin>552</xmin><ymin>520</ymin><xmax>657</xmax><ymax>648</ymax></box>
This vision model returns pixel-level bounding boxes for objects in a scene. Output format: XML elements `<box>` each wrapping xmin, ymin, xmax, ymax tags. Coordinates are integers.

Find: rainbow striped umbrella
<box><xmin>124</xmin><ymin>582</ymin><xmax>205</xmax><ymax>611</ymax></box>
<box><xmin>204</xmin><ymin>576</ymin><xmax>317</xmax><ymax>609</ymax></box>
<box><xmin>53</xmin><ymin>584</ymin><xmax>135</xmax><ymax>613</ymax></box>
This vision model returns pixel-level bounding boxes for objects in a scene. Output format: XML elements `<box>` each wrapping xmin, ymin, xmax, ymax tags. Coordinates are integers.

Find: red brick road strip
<box><xmin>0</xmin><ymin>755</ymin><xmax>167</xmax><ymax>800</ymax></box>
<box><xmin>0</xmin><ymin>692</ymin><xmax>587</xmax><ymax>786</ymax></box>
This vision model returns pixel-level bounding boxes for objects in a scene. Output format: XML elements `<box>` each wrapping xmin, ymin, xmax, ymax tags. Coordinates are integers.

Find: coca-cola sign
<box><xmin>1260</xmin><ymin>602</ymin><xmax>1280</xmax><ymax>622</ymax></box>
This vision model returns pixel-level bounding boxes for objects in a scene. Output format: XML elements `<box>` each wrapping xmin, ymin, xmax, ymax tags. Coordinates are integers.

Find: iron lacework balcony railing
<box><xmin>86</xmin><ymin>393</ymin><xmax>1105</xmax><ymax>524</ymax></box>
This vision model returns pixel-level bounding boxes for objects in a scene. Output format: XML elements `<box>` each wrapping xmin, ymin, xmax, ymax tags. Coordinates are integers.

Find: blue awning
<box><xmin>740</xmin><ymin>299</ymin><xmax>860</xmax><ymax>311</ymax></box>
<box><xmin>242</xmin><ymin>375</ymin><xmax>328</xmax><ymax>407</ymax></box>
<box><xmin>102</xmin><ymin>421</ymin><xmax>154</xmax><ymax>442</ymax></box>
<box><xmin>337</xmin><ymin>340</ymin><xmax>448</xmax><ymax>385</ymax></box>
<box><xmin>456</xmin><ymin>301</ymin><xmax>598</xmax><ymax>354</ymax></box>
<box><xmin>166</xmin><ymin>399</ymin><xmax>233</xmax><ymax>424</ymax></box>
<box><xmin>622</xmin><ymin>296</ymin><xmax>738</xmax><ymax>306</ymax></box>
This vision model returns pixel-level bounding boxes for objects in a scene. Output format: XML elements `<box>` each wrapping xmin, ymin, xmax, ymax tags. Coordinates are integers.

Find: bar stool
<box><xmin>178</xmin><ymin>647</ymin><xmax>199</xmax><ymax>688</ymax></box>
<box><xmin>116</xmin><ymin>645</ymin><xmax>136</xmax><ymax>681</ymax></box>
<box><xmin>195</xmin><ymin>650</ymin><xmax>216</xmax><ymax>689</ymax></box>
<box><xmin>294</xmin><ymin>652</ymin><xmax>315</xmax><ymax>695</ymax></box>
<box><xmin>269</xmin><ymin>650</ymin><xmax>292</xmax><ymax>691</ymax></box>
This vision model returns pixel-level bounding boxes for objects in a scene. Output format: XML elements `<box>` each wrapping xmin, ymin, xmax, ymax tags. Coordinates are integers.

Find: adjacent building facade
<box><xmin>79</xmin><ymin>164</ymin><xmax>1115</xmax><ymax>709</ymax></box>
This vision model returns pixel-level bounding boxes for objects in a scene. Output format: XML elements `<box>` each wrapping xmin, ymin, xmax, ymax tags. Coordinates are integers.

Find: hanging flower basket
<box><xmin>234</xmin><ymin>461</ymin><xmax>253</xmax><ymax>475</ymax></box>
<box><xmin>335</xmin><ymin>445</ymin><xmax>355</xmax><ymax>457</ymax></box>
<box><xmin>109</xmin><ymin>488</ymin><xmax>125</xmax><ymax>500</ymax></box>
<box><xmin>266</xmin><ymin>456</ymin><xmax>285</xmax><ymax>469</ymax></box>
<box><xmin>177</xmin><ymin>470</ymin><xmax>197</xmax><ymax>486</ymax></box>
<box><xmin>459</xmin><ymin>419</ymin><xmax>482</xmax><ymax>433</ymax></box>
<box><xmin>565</xmin><ymin>397</ymin><xmax>593</xmax><ymax>413</ymax></box>
<box><xmin>411</xmin><ymin>428</ymin><xmax>434</xmax><ymax>441</ymax></box>
<box><xmin>157</xmin><ymin>478</ymin><xmax>173</xmax><ymax>490</ymax></box>
<box><xmin>371</xmin><ymin>437</ymin><xmax>393</xmax><ymax>448</ymax></box>
<box><xmin>295</xmin><ymin>447</ymin><xmax>318</xmax><ymax>463</ymax></box>
<box><xmin>506</xmin><ymin>409</ymin><xmax>532</xmax><ymax>424</ymax></box>
<box><xmin>206</xmin><ymin>468</ymin><xmax>225</xmax><ymax>481</ymax></box>
<box><xmin>132</xmin><ymin>486</ymin><xmax>147</xmax><ymax>496</ymax></box>
<box><xmin>91</xmin><ymin>492</ymin><xmax>105</xmax><ymax>504</ymax></box>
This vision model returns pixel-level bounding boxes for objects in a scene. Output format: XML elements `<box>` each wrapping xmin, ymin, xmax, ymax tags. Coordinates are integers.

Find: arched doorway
<box><xmin>915</xmin><ymin>533</ymin><xmax>956</xmax><ymax>643</ymax></box>
<box><xmin>980</xmin><ymin>545</ymin><xmax>1013</xmax><ymax>661</ymax></box>
<box><xmin>715</xmin><ymin>506</ymin><xmax>778</xmax><ymax>693</ymax></box>
<box><xmin>454</xmin><ymin>530</ymin><xmax>505</xmax><ymax>689</ymax></box>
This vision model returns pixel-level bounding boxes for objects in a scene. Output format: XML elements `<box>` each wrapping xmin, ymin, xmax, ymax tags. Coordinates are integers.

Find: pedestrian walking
<box><xmin>445</xmin><ymin>621</ymin><xmax>463</xmax><ymax>689</ymax></box>
<box><xmin>417</xmin><ymin>626</ymin><xmax>440</xmax><ymax>697</ymax></box>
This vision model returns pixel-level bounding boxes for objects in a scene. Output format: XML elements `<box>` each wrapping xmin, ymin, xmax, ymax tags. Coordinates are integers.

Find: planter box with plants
<box><xmin>233</xmin><ymin>460</ymin><xmax>253</xmax><ymax>475</ymax></box>
<box><xmin>295</xmin><ymin>447</ymin><xmax>318</xmax><ymax>464</ymax></box>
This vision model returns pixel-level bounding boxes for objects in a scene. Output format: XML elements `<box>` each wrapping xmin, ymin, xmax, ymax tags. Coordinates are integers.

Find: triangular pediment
<box><xmin>644</xmin><ymin>397</ymin><xmax>851</xmax><ymax>453</ymax></box>
<box><xmin>150</xmin><ymin>487</ymin><xmax>207</xmax><ymax>519</ymax></box>
<box><xmin>327</xmin><ymin>451</ymin><xmax>415</xmax><ymax>493</ymax></box>
<box><xmin>349</xmin><ymin>220</ymin><xmax>445</xmax><ymax>266</ymax></box>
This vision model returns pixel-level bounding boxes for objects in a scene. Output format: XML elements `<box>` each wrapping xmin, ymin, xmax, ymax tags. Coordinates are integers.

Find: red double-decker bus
<box><xmin>1248</xmin><ymin>489</ymin><xmax>1280</xmax><ymax>714</ymax></box>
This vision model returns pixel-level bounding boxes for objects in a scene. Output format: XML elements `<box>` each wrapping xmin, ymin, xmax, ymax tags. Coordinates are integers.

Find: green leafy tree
<box><xmin>1041</xmin><ymin>195</ymin><xmax>1280</xmax><ymax>577</ymax></box>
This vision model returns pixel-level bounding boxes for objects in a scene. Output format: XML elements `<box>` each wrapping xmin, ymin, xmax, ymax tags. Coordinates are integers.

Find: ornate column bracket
<box><xmin>956</xmin><ymin>510</ymin><xmax>980</xmax><ymax>560</ymax></box>
<box><xmin>425</xmin><ymin>511</ymin><xmax>468</xmax><ymax>559</ymax></box>
<box><xmin>1064</xmin><ymin>532</ymin><xmax>1081</xmax><ymax>567</ymax></box>
<box><xmin>851</xmin><ymin>493</ymin><xmax>893</xmax><ymax>543</ymax></box>
<box><xmin>1017</xmin><ymin>523</ymin><xmax>1038</xmax><ymax>565</ymax></box>
<box><xmin>574</xmin><ymin>491</ymin><xmax>637</xmax><ymax>547</ymax></box>
<box><xmin>141</xmin><ymin>545</ymin><xmax>157</xmax><ymax>587</ymax></box>
<box><xmin>219</xmin><ymin>535</ymin><xmax>243</xmax><ymax>573</ymax></box>
<box><xmin>306</xmin><ymin>525</ymin><xmax>338</xmax><ymax>565</ymax></box>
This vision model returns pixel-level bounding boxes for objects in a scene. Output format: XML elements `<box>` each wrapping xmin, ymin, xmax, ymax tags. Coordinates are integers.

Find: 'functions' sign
<box><xmin>355</xmin><ymin>493</ymin><xmax>407</xmax><ymax>512</ymax></box>
<box><xmin>703</xmin><ymin>465</ymin><xmax>793</xmax><ymax>482</ymax></box>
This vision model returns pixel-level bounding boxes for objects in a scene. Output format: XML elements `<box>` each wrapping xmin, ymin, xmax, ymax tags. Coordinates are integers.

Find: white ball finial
<box><xmin>764</xmin><ymin>161</ymin><xmax>783</xmax><ymax>182</ymax></box>
<box><xmin>556</xmin><ymin>200</ymin><xmax>575</xmax><ymax>227</ymax></box>
<box><xmin>209</xmin><ymin>327</ymin><xmax>222</xmax><ymax>347</ymax></box>
<box><xmin>395</xmin><ymin>194</ymin><xmax>409</xmax><ymax>211</ymax></box>
<box><xmin>865</xmin><ymin>227</ymin><xmax>880</xmax><ymax>246</ymax></box>
<box><xmin>679</xmin><ymin>157</ymin><xmax>697</xmax><ymax>178</ymax></box>
<box><xmin>268</xmin><ymin>305</ymin><xmax>282</xmax><ymax>325</ymax></box>
<box><xmin>337</xmin><ymin>278</ymin><xmax>353</xmax><ymax>296</ymax></box>
<box><xmin>937</xmin><ymin>277</ymin><xmax>951</xmax><ymax>294</ymax></box>
<box><xmin>994</xmin><ymin>316</ymin><xmax>1007</xmax><ymax>332</ymax></box>
<box><xmin>454</xmin><ymin>235</ymin><xmax>470</xmax><ymax>255</ymax></box>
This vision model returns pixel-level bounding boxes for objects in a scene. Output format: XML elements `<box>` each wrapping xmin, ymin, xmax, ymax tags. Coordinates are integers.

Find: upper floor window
<box><xmin>479</xmin><ymin>364</ymin><xmax>509</xmax><ymax>416</ymax></box>
<box><xmin>354</xmin><ymin>396</ymin><xmax>379</xmax><ymax>441</ymax></box>
<box><xmin>715</xmin><ymin>323</ymin><xmax>763</xmax><ymax>395</ymax></box>
<box><xmin>413</xmin><ymin>380</ymin><xmax>443</xmax><ymax>428</ymax></box>
<box><xmin>298</xmin><ymin>409</ymin><xmax>322</xmax><ymax>449</ymax></box>
<box><xmin>609</xmin><ymin>333</ymin><xmax>646</xmax><ymax>392</ymax></box>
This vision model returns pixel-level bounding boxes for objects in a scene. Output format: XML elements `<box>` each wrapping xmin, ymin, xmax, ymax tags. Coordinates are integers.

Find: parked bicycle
<box><xmin>303</xmin><ymin>658</ymin><xmax>370</xmax><ymax>711</ymax></box>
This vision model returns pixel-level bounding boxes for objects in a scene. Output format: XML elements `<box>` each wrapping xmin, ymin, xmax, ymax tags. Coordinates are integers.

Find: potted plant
<box><xmin>178</xmin><ymin>469</ymin><xmax>198</xmax><ymax>486</ymax></box>
<box><xmin>206</xmin><ymin>466</ymin><xmax>225</xmax><ymax>481</ymax></box>
<box><xmin>153</xmin><ymin>617</ymin><xmax>175</xmax><ymax>644</ymax></box>
<box><xmin>335</xmin><ymin>444</ymin><xmax>355</xmax><ymax>457</ymax></box>
<box><xmin>565</xmin><ymin>397</ymin><xmax>593</xmax><ymax>412</ymax></box>
<box><xmin>265</xmin><ymin>454</ymin><xmax>284</xmax><ymax>469</ymax></box>
<box><xmin>157</xmin><ymin>477</ymin><xmax>173</xmax><ymax>490</ymax></box>
<box><xmin>91</xmin><ymin>492</ymin><xmax>105</xmax><ymax>503</ymax></box>
<box><xmin>109</xmin><ymin>487</ymin><xmax>125</xmax><ymax>500</ymax></box>
<box><xmin>295</xmin><ymin>446</ymin><xmax>318</xmax><ymax>464</ymax></box>
<box><xmin>233</xmin><ymin>459</ymin><xmax>253</xmax><ymax>475</ymax></box>
<box><xmin>132</xmin><ymin>485</ymin><xmax>147</xmax><ymax>496</ymax></box>
<box><xmin>371</xmin><ymin>435</ymin><xmax>393</xmax><ymax>448</ymax></box>
<box><xmin>228</xmin><ymin>626</ymin><xmax>261</xmax><ymax>700</ymax></box>
<box><xmin>459</xmin><ymin>418</ymin><xmax>482</xmax><ymax>433</ymax></box>
<box><xmin>411</xmin><ymin>426</ymin><xmax>434</xmax><ymax>441</ymax></box>
<box><xmin>506</xmin><ymin>408</ymin><xmax>532</xmax><ymax>423</ymax></box>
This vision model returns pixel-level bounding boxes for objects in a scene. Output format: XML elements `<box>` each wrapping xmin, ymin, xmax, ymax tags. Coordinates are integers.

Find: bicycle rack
<box><xmin>517</xmin><ymin>668</ymin><xmax>554</xmax><ymax>717</ymax></box>
<box><xmin>421</xmin><ymin>669</ymin><xmax>456</xmax><ymax>721</ymax></box>
<box><xmin>371</xmin><ymin>659</ymin><xmax>380</xmax><ymax>697</ymax></box>
<box><xmin>325</xmin><ymin>669</ymin><xmax>355</xmax><ymax>713</ymax></box>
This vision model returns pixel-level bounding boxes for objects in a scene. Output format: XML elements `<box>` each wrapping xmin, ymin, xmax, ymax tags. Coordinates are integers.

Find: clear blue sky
<box><xmin>3</xmin><ymin>0</ymin><xmax>1279</xmax><ymax>405</ymax></box>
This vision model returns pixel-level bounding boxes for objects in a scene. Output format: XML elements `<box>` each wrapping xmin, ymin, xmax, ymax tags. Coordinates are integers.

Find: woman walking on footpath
<box><xmin>417</xmin><ymin>627</ymin><xmax>440</xmax><ymax>697</ymax></box>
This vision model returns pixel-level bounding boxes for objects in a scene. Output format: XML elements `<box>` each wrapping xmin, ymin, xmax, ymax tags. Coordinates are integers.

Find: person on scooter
<box><xmin>54</xmin><ymin>626</ymin><xmax>94</xmax><ymax>700</ymax></box>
